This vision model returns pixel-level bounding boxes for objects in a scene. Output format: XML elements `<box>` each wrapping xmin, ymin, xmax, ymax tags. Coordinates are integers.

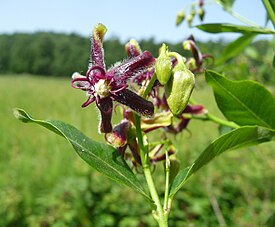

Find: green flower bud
<box><xmin>165</xmin><ymin>63</ymin><xmax>195</xmax><ymax>116</ymax></box>
<box><xmin>156</xmin><ymin>44</ymin><xmax>173</xmax><ymax>85</ymax></box>
<box><xmin>176</xmin><ymin>10</ymin><xmax>185</xmax><ymax>26</ymax></box>
<box><xmin>198</xmin><ymin>7</ymin><xmax>205</xmax><ymax>21</ymax></box>
<box><xmin>187</xmin><ymin>6</ymin><xmax>196</xmax><ymax>27</ymax></box>
<box><xmin>186</xmin><ymin>58</ymin><xmax>197</xmax><ymax>71</ymax></box>
<box><xmin>183</xmin><ymin>40</ymin><xmax>192</xmax><ymax>51</ymax></box>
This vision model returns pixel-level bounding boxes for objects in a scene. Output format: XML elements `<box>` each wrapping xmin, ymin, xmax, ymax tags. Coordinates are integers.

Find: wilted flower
<box><xmin>183</xmin><ymin>36</ymin><xmax>214</xmax><ymax>72</ymax></box>
<box><xmin>71</xmin><ymin>24</ymin><xmax>156</xmax><ymax>133</ymax></box>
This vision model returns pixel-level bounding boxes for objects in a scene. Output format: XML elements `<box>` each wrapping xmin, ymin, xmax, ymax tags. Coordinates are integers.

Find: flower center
<box><xmin>94</xmin><ymin>79</ymin><xmax>111</xmax><ymax>98</ymax></box>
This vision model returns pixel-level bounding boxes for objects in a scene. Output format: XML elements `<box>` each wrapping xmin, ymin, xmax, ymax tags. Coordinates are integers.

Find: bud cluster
<box><xmin>176</xmin><ymin>0</ymin><xmax>206</xmax><ymax>27</ymax></box>
<box><xmin>104</xmin><ymin>39</ymin><xmax>207</xmax><ymax>168</ymax></box>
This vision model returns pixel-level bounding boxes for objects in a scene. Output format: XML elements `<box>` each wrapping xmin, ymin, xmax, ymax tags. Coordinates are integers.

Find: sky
<box><xmin>1</xmin><ymin>0</ymin><xmax>273</xmax><ymax>43</ymax></box>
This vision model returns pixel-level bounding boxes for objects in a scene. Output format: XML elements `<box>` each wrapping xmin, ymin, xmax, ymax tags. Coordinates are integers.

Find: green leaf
<box><xmin>13</xmin><ymin>108</ymin><xmax>151</xmax><ymax>200</ymax></box>
<box><xmin>262</xmin><ymin>0</ymin><xmax>275</xmax><ymax>27</ymax></box>
<box><xmin>217</xmin><ymin>34</ymin><xmax>255</xmax><ymax>64</ymax></box>
<box><xmin>196</xmin><ymin>23</ymin><xmax>275</xmax><ymax>34</ymax></box>
<box><xmin>216</xmin><ymin>0</ymin><xmax>235</xmax><ymax>10</ymax></box>
<box><xmin>169</xmin><ymin>126</ymin><xmax>275</xmax><ymax>198</ymax></box>
<box><xmin>205</xmin><ymin>70</ymin><xmax>275</xmax><ymax>129</ymax></box>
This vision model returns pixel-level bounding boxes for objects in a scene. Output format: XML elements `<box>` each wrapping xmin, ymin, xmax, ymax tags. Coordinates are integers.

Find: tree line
<box><xmin>0</xmin><ymin>32</ymin><xmax>273</xmax><ymax>83</ymax></box>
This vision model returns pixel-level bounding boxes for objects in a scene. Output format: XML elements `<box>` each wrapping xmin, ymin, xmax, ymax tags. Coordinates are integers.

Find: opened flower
<box><xmin>72</xmin><ymin>24</ymin><xmax>155</xmax><ymax>133</ymax></box>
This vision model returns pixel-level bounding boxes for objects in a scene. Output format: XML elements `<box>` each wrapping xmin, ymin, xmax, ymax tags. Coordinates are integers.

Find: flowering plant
<box><xmin>14</xmin><ymin>1</ymin><xmax>275</xmax><ymax>226</ymax></box>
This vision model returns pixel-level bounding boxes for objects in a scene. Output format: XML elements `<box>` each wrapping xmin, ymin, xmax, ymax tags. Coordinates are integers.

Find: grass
<box><xmin>1</xmin><ymin>74</ymin><xmax>274</xmax><ymax>226</ymax></box>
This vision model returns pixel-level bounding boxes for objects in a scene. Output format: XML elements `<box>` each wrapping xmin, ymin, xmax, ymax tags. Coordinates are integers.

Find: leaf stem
<box><xmin>192</xmin><ymin>112</ymin><xmax>239</xmax><ymax>129</ymax></box>
<box><xmin>216</xmin><ymin>1</ymin><xmax>260</xmax><ymax>27</ymax></box>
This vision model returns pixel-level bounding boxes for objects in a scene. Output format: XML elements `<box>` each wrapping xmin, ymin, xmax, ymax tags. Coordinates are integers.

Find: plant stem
<box><xmin>215</xmin><ymin>1</ymin><xmax>259</xmax><ymax>27</ymax></box>
<box><xmin>133</xmin><ymin>114</ymin><xmax>168</xmax><ymax>227</ymax></box>
<box><xmin>192</xmin><ymin>112</ymin><xmax>239</xmax><ymax>129</ymax></box>
<box><xmin>262</xmin><ymin>0</ymin><xmax>275</xmax><ymax>28</ymax></box>
<box><xmin>163</xmin><ymin>150</ymin><xmax>170</xmax><ymax>212</ymax></box>
<box><xmin>135</xmin><ymin>71</ymin><xmax>169</xmax><ymax>226</ymax></box>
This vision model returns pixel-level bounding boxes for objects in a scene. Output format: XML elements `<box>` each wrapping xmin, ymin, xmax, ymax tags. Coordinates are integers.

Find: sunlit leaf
<box><xmin>217</xmin><ymin>34</ymin><xmax>255</xmax><ymax>64</ymax></box>
<box><xmin>196</xmin><ymin>23</ymin><xmax>275</xmax><ymax>34</ymax></box>
<box><xmin>13</xmin><ymin>108</ymin><xmax>151</xmax><ymax>201</ymax></box>
<box><xmin>169</xmin><ymin>126</ymin><xmax>275</xmax><ymax>198</ymax></box>
<box><xmin>205</xmin><ymin>70</ymin><xmax>275</xmax><ymax>129</ymax></box>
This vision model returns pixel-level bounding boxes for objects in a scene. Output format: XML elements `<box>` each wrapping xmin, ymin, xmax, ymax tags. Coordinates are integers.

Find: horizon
<box><xmin>1</xmin><ymin>0</ymin><xmax>274</xmax><ymax>43</ymax></box>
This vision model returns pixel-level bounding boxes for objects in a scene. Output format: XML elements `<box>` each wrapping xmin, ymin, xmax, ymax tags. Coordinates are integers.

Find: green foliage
<box><xmin>216</xmin><ymin>34</ymin><xmax>255</xmax><ymax>64</ymax></box>
<box><xmin>0</xmin><ymin>33</ymin><xmax>274</xmax><ymax>85</ymax></box>
<box><xmin>13</xmin><ymin>108</ymin><xmax>150</xmax><ymax>200</ymax></box>
<box><xmin>206</xmin><ymin>70</ymin><xmax>275</xmax><ymax>129</ymax></box>
<box><xmin>262</xmin><ymin>0</ymin><xmax>275</xmax><ymax>27</ymax></box>
<box><xmin>169</xmin><ymin>125</ymin><xmax>275</xmax><ymax>198</ymax></box>
<box><xmin>2</xmin><ymin>76</ymin><xmax>275</xmax><ymax>226</ymax></box>
<box><xmin>197</xmin><ymin>23</ymin><xmax>275</xmax><ymax>34</ymax></box>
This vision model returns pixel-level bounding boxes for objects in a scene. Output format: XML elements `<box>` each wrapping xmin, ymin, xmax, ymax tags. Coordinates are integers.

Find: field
<box><xmin>1</xmin><ymin>74</ymin><xmax>274</xmax><ymax>226</ymax></box>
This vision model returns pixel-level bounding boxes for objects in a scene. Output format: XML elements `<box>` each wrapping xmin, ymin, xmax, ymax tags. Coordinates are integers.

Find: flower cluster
<box><xmin>72</xmin><ymin>24</ymin><xmax>155</xmax><ymax>133</ymax></box>
<box><xmin>72</xmin><ymin>23</ymin><xmax>208</xmax><ymax>166</ymax></box>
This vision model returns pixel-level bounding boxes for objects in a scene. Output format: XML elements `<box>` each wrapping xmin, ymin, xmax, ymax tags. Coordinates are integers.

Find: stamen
<box><xmin>94</xmin><ymin>79</ymin><xmax>111</xmax><ymax>98</ymax></box>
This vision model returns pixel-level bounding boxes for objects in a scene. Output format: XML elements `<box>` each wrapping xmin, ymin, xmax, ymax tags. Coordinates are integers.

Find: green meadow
<box><xmin>1</xmin><ymin>75</ymin><xmax>274</xmax><ymax>226</ymax></box>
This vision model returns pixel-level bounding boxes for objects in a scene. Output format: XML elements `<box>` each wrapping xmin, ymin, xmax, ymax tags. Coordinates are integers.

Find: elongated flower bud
<box><xmin>187</xmin><ymin>6</ymin><xmax>196</xmax><ymax>27</ymax></box>
<box><xmin>156</xmin><ymin>44</ymin><xmax>172</xmax><ymax>85</ymax></box>
<box><xmin>125</xmin><ymin>39</ymin><xmax>142</xmax><ymax>58</ymax></box>
<box><xmin>165</xmin><ymin>63</ymin><xmax>195</xmax><ymax>116</ymax></box>
<box><xmin>198</xmin><ymin>7</ymin><xmax>205</xmax><ymax>21</ymax></box>
<box><xmin>176</xmin><ymin>10</ymin><xmax>185</xmax><ymax>26</ymax></box>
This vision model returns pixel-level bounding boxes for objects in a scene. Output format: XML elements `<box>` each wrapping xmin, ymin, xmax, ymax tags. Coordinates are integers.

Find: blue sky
<box><xmin>1</xmin><ymin>0</ymin><xmax>273</xmax><ymax>42</ymax></box>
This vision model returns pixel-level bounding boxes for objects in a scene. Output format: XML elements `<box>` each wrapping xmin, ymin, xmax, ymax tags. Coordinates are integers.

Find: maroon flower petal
<box><xmin>183</xmin><ymin>104</ymin><xmax>205</xmax><ymax>114</ymax></box>
<box><xmin>113</xmin><ymin>89</ymin><xmax>154</xmax><ymax>117</ymax></box>
<box><xmin>82</xmin><ymin>96</ymin><xmax>95</xmax><ymax>107</ymax></box>
<box><xmin>107</xmin><ymin>51</ymin><xmax>155</xmax><ymax>81</ymax></box>
<box><xmin>96</xmin><ymin>97</ymin><xmax>113</xmax><ymax>133</ymax></box>
<box><xmin>71</xmin><ymin>77</ymin><xmax>91</xmax><ymax>90</ymax></box>
<box><xmin>90</xmin><ymin>23</ymin><xmax>107</xmax><ymax>70</ymax></box>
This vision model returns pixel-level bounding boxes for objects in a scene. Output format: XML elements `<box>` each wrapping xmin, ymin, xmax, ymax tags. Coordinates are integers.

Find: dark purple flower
<box><xmin>71</xmin><ymin>23</ymin><xmax>155</xmax><ymax>133</ymax></box>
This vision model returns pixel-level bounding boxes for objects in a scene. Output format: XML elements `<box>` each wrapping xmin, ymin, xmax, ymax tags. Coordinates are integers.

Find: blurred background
<box><xmin>1</xmin><ymin>0</ymin><xmax>274</xmax><ymax>226</ymax></box>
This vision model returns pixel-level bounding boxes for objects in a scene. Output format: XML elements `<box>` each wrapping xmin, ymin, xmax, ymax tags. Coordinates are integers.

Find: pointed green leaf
<box><xmin>217</xmin><ymin>34</ymin><xmax>255</xmax><ymax>64</ymax></box>
<box><xmin>169</xmin><ymin>126</ymin><xmax>275</xmax><ymax>198</ymax></box>
<box><xmin>196</xmin><ymin>23</ymin><xmax>275</xmax><ymax>34</ymax></box>
<box><xmin>13</xmin><ymin>108</ymin><xmax>151</xmax><ymax>200</ymax></box>
<box><xmin>205</xmin><ymin>70</ymin><xmax>275</xmax><ymax>129</ymax></box>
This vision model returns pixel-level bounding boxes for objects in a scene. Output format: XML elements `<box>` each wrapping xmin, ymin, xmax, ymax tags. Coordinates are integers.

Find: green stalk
<box><xmin>192</xmin><ymin>112</ymin><xmax>239</xmax><ymax>129</ymax></box>
<box><xmin>215</xmin><ymin>1</ymin><xmax>260</xmax><ymax>27</ymax></box>
<box><xmin>206</xmin><ymin>113</ymin><xmax>239</xmax><ymax>128</ymax></box>
<box><xmin>133</xmin><ymin>72</ymin><xmax>169</xmax><ymax>226</ymax></box>
<box><xmin>163</xmin><ymin>150</ymin><xmax>170</xmax><ymax>212</ymax></box>
<box><xmin>133</xmin><ymin>114</ymin><xmax>168</xmax><ymax>227</ymax></box>
<box><xmin>262</xmin><ymin>0</ymin><xmax>275</xmax><ymax>28</ymax></box>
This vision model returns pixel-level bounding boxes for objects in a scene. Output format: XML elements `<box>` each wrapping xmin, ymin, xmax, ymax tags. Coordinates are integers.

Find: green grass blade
<box><xmin>13</xmin><ymin>108</ymin><xmax>151</xmax><ymax>201</ymax></box>
<box><xmin>169</xmin><ymin>126</ymin><xmax>275</xmax><ymax>198</ymax></box>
